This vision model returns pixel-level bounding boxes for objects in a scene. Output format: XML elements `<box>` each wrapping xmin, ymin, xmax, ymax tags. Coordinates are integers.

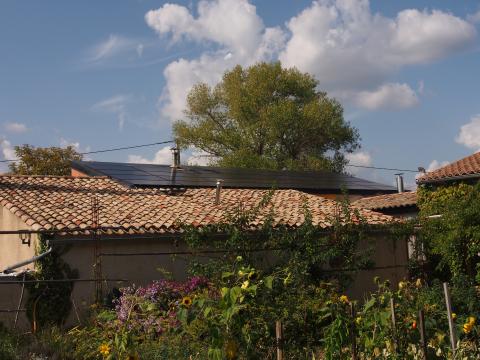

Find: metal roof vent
<box><xmin>215</xmin><ymin>179</ymin><xmax>224</xmax><ymax>205</ymax></box>
<box><xmin>395</xmin><ymin>173</ymin><xmax>404</xmax><ymax>193</ymax></box>
<box><xmin>170</xmin><ymin>146</ymin><xmax>181</xmax><ymax>168</ymax></box>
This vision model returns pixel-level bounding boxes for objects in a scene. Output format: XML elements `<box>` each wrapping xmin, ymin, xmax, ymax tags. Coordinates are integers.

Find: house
<box><xmin>71</xmin><ymin>159</ymin><xmax>397</xmax><ymax>201</ymax></box>
<box><xmin>417</xmin><ymin>152</ymin><xmax>480</xmax><ymax>185</ymax></box>
<box><xmin>353</xmin><ymin>191</ymin><xmax>418</xmax><ymax>218</ymax></box>
<box><xmin>0</xmin><ymin>172</ymin><xmax>406</xmax><ymax>327</ymax></box>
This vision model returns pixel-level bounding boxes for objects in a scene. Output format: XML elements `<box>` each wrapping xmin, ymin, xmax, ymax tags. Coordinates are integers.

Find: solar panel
<box><xmin>72</xmin><ymin>160</ymin><xmax>397</xmax><ymax>194</ymax></box>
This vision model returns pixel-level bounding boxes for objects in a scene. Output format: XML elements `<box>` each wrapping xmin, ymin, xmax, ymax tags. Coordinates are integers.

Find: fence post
<box><xmin>350</xmin><ymin>302</ymin><xmax>358</xmax><ymax>360</ymax></box>
<box><xmin>276</xmin><ymin>320</ymin><xmax>283</xmax><ymax>360</ymax></box>
<box><xmin>13</xmin><ymin>272</ymin><xmax>26</xmax><ymax>330</ymax></box>
<box><xmin>418</xmin><ymin>309</ymin><xmax>428</xmax><ymax>360</ymax></box>
<box><xmin>390</xmin><ymin>297</ymin><xmax>397</xmax><ymax>352</ymax></box>
<box><xmin>443</xmin><ymin>282</ymin><xmax>457</xmax><ymax>356</ymax></box>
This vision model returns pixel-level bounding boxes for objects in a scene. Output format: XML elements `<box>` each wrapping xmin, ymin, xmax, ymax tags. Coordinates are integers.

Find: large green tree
<box><xmin>9</xmin><ymin>145</ymin><xmax>82</xmax><ymax>176</ymax></box>
<box><xmin>174</xmin><ymin>62</ymin><xmax>360</xmax><ymax>171</ymax></box>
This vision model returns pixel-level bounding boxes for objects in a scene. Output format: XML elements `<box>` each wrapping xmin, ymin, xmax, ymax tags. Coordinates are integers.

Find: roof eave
<box><xmin>417</xmin><ymin>173</ymin><xmax>480</xmax><ymax>185</ymax></box>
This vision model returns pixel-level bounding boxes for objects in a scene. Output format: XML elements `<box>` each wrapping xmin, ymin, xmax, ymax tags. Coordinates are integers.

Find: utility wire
<box><xmin>345</xmin><ymin>164</ymin><xmax>419</xmax><ymax>173</ymax></box>
<box><xmin>0</xmin><ymin>139</ymin><xmax>420</xmax><ymax>173</ymax></box>
<box><xmin>0</xmin><ymin>140</ymin><xmax>175</xmax><ymax>163</ymax></box>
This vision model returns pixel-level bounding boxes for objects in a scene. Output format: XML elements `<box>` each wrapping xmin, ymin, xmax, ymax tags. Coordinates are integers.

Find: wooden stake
<box><xmin>418</xmin><ymin>309</ymin><xmax>428</xmax><ymax>360</ymax></box>
<box><xmin>276</xmin><ymin>320</ymin><xmax>283</xmax><ymax>360</ymax></box>
<box><xmin>443</xmin><ymin>282</ymin><xmax>457</xmax><ymax>355</ymax></box>
<box><xmin>390</xmin><ymin>298</ymin><xmax>398</xmax><ymax>353</ymax></box>
<box><xmin>13</xmin><ymin>272</ymin><xmax>26</xmax><ymax>330</ymax></box>
<box><xmin>350</xmin><ymin>302</ymin><xmax>358</xmax><ymax>360</ymax></box>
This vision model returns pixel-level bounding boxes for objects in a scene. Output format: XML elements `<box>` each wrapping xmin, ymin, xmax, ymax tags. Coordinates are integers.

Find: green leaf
<box><xmin>222</xmin><ymin>271</ymin><xmax>234</xmax><ymax>279</ymax></box>
<box><xmin>264</xmin><ymin>275</ymin><xmax>274</xmax><ymax>289</ymax></box>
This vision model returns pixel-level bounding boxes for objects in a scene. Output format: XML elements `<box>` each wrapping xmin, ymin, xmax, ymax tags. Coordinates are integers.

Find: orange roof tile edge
<box><xmin>0</xmin><ymin>175</ymin><xmax>394</xmax><ymax>236</ymax></box>
<box><xmin>417</xmin><ymin>152</ymin><xmax>480</xmax><ymax>184</ymax></box>
<box><xmin>353</xmin><ymin>192</ymin><xmax>417</xmax><ymax>211</ymax></box>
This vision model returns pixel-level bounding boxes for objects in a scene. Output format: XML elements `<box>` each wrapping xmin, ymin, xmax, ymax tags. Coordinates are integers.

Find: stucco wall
<box><xmin>0</xmin><ymin>207</ymin><xmax>37</xmax><ymax>272</ymax></box>
<box><xmin>0</xmin><ymin>207</ymin><xmax>36</xmax><ymax>329</ymax></box>
<box><xmin>57</xmin><ymin>232</ymin><xmax>408</xmax><ymax>324</ymax></box>
<box><xmin>347</xmin><ymin>233</ymin><xmax>408</xmax><ymax>299</ymax></box>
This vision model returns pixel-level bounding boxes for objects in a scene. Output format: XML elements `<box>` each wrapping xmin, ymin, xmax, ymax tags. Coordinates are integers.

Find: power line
<box><xmin>345</xmin><ymin>164</ymin><xmax>419</xmax><ymax>173</ymax></box>
<box><xmin>0</xmin><ymin>140</ymin><xmax>175</xmax><ymax>163</ymax></box>
<box><xmin>0</xmin><ymin>140</ymin><xmax>420</xmax><ymax>173</ymax></box>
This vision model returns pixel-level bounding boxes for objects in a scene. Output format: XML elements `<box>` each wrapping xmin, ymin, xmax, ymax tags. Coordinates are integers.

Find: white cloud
<box><xmin>354</xmin><ymin>83</ymin><xmax>419</xmax><ymax>110</ymax></box>
<box><xmin>0</xmin><ymin>137</ymin><xmax>16</xmax><ymax>173</ymax></box>
<box><xmin>187</xmin><ymin>149</ymin><xmax>216</xmax><ymax>166</ymax></box>
<box><xmin>146</xmin><ymin>0</ymin><xmax>286</xmax><ymax>121</ymax></box>
<box><xmin>146</xmin><ymin>0</ymin><xmax>476</xmax><ymax>119</ymax></box>
<box><xmin>279</xmin><ymin>1</ymin><xmax>476</xmax><ymax>93</ymax></box>
<box><xmin>345</xmin><ymin>150</ymin><xmax>372</xmax><ymax>175</ymax></box>
<box><xmin>59</xmin><ymin>137</ymin><xmax>81</xmax><ymax>151</ymax></box>
<box><xmin>92</xmin><ymin>94</ymin><xmax>132</xmax><ymax>130</ymax></box>
<box><xmin>0</xmin><ymin>138</ymin><xmax>16</xmax><ymax>161</ymax></box>
<box><xmin>4</xmin><ymin>122</ymin><xmax>28</xmax><ymax>134</ymax></box>
<box><xmin>456</xmin><ymin>114</ymin><xmax>480</xmax><ymax>150</ymax></box>
<box><xmin>86</xmin><ymin>34</ymin><xmax>139</xmax><ymax>63</ymax></box>
<box><xmin>127</xmin><ymin>146</ymin><xmax>172</xmax><ymax>165</ymax></box>
<box><xmin>426</xmin><ymin>159</ymin><xmax>450</xmax><ymax>172</ymax></box>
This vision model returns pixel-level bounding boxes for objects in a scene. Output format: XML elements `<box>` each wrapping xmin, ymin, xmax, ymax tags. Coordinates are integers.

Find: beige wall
<box><xmin>0</xmin><ymin>207</ymin><xmax>37</xmax><ymax>329</ymax></box>
<box><xmin>59</xmin><ymin>232</ymin><xmax>408</xmax><ymax>322</ymax></box>
<box><xmin>0</xmin><ymin>207</ymin><xmax>38</xmax><ymax>272</ymax></box>
<box><xmin>347</xmin><ymin>233</ymin><xmax>408</xmax><ymax>299</ymax></box>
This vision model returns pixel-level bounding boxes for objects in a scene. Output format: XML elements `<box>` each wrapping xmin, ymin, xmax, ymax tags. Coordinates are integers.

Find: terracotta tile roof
<box><xmin>353</xmin><ymin>191</ymin><xmax>417</xmax><ymax>211</ymax></box>
<box><xmin>0</xmin><ymin>175</ymin><xmax>393</xmax><ymax>236</ymax></box>
<box><xmin>417</xmin><ymin>152</ymin><xmax>480</xmax><ymax>184</ymax></box>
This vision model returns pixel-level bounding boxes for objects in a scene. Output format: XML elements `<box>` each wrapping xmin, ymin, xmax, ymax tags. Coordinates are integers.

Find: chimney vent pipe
<box><xmin>170</xmin><ymin>147</ymin><xmax>180</xmax><ymax>168</ymax></box>
<box><xmin>395</xmin><ymin>173</ymin><xmax>404</xmax><ymax>193</ymax></box>
<box><xmin>215</xmin><ymin>179</ymin><xmax>223</xmax><ymax>205</ymax></box>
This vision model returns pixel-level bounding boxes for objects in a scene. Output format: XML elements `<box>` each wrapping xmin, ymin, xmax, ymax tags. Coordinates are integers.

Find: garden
<box><xmin>1</xmin><ymin>186</ymin><xmax>480</xmax><ymax>359</ymax></box>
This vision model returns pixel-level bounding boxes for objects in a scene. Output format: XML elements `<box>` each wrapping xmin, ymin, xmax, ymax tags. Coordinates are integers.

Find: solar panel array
<box><xmin>72</xmin><ymin>161</ymin><xmax>397</xmax><ymax>193</ymax></box>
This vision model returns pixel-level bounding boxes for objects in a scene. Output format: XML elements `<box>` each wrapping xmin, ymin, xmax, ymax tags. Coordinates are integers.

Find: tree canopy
<box><xmin>174</xmin><ymin>62</ymin><xmax>360</xmax><ymax>172</ymax></box>
<box><xmin>9</xmin><ymin>145</ymin><xmax>82</xmax><ymax>176</ymax></box>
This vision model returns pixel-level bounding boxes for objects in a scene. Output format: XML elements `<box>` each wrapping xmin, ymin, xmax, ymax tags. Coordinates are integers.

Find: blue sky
<box><xmin>1</xmin><ymin>0</ymin><xmax>480</xmax><ymax>188</ymax></box>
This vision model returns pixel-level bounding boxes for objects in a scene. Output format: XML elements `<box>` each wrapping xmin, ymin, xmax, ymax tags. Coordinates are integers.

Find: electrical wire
<box><xmin>0</xmin><ymin>140</ymin><xmax>175</xmax><ymax>163</ymax></box>
<box><xmin>0</xmin><ymin>139</ymin><xmax>419</xmax><ymax>173</ymax></box>
<box><xmin>345</xmin><ymin>164</ymin><xmax>419</xmax><ymax>173</ymax></box>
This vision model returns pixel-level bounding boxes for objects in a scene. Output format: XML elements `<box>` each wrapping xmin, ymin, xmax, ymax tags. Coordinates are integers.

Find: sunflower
<box><xmin>463</xmin><ymin>322</ymin><xmax>473</xmax><ymax>334</ymax></box>
<box><xmin>99</xmin><ymin>343</ymin><xmax>111</xmax><ymax>357</ymax></box>
<box><xmin>181</xmin><ymin>296</ymin><xmax>193</xmax><ymax>308</ymax></box>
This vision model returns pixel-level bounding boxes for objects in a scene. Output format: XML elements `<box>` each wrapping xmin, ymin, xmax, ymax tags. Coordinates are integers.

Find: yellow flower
<box><xmin>339</xmin><ymin>295</ymin><xmax>349</xmax><ymax>304</ymax></box>
<box><xmin>99</xmin><ymin>343</ymin><xmax>111</xmax><ymax>357</ymax></box>
<box><xmin>468</xmin><ymin>316</ymin><xmax>476</xmax><ymax>325</ymax></box>
<box><xmin>225</xmin><ymin>339</ymin><xmax>238</xmax><ymax>360</ymax></box>
<box><xmin>355</xmin><ymin>316</ymin><xmax>362</xmax><ymax>325</ymax></box>
<box><xmin>241</xmin><ymin>280</ymin><xmax>250</xmax><ymax>289</ymax></box>
<box><xmin>463</xmin><ymin>322</ymin><xmax>473</xmax><ymax>334</ymax></box>
<box><xmin>415</xmin><ymin>278</ymin><xmax>422</xmax><ymax>288</ymax></box>
<box><xmin>181</xmin><ymin>296</ymin><xmax>193</xmax><ymax>308</ymax></box>
<box><xmin>398</xmin><ymin>281</ymin><xmax>407</xmax><ymax>290</ymax></box>
<box><xmin>452</xmin><ymin>313</ymin><xmax>457</xmax><ymax>320</ymax></box>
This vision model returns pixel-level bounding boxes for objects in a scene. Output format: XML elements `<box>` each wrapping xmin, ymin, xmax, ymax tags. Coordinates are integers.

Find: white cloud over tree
<box><xmin>145</xmin><ymin>0</ymin><xmax>476</xmax><ymax>119</ymax></box>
